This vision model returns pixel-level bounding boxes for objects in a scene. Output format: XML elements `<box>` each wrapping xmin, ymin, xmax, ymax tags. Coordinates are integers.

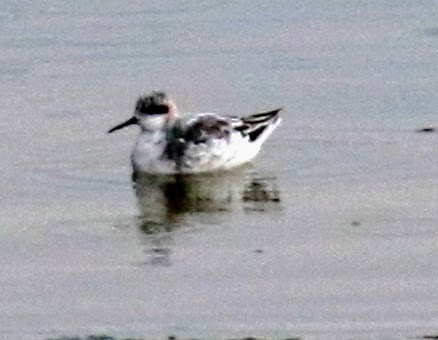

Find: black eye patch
<box><xmin>137</xmin><ymin>102</ymin><xmax>169</xmax><ymax>115</ymax></box>
<box><xmin>147</xmin><ymin>104</ymin><xmax>169</xmax><ymax>114</ymax></box>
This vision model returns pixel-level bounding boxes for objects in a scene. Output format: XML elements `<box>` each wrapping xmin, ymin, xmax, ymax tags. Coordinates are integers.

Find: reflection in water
<box><xmin>242</xmin><ymin>177</ymin><xmax>281</xmax><ymax>211</ymax></box>
<box><xmin>132</xmin><ymin>168</ymin><xmax>281</xmax><ymax>265</ymax></box>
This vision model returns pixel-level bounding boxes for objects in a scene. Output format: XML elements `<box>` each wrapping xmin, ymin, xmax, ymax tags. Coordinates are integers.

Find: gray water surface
<box><xmin>1</xmin><ymin>1</ymin><xmax>437</xmax><ymax>339</ymax></box>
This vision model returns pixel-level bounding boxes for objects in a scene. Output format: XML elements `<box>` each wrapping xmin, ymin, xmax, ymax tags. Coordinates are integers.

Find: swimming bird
<box><xmin>108</xmin><ymin>91</ymin><xmax>281</xmax><ymax>174</ymax></box>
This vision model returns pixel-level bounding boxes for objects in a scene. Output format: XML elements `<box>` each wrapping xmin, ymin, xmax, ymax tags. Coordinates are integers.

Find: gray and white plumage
<box><xmin>108</xmin><ymin>91</ymin><xmax>281</xmax><ymax>174</ymax></box>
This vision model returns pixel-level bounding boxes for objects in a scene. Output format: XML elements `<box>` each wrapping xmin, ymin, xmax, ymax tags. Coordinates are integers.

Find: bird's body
<box><xmin>109</xmin><ymin>92</ymin><xmax>281</xmax><ymax>174</ymax></box>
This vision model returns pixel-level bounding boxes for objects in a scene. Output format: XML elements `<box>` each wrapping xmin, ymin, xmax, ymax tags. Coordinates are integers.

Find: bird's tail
<box><xmin>242</xmin><ymin>108</ymin><xmax>281</xmax><ymax>125</ymax></box>
<box><xmin>233</xmin><ymin>108</ymin><xmax>282</xmax><ymax>143</ymax></box>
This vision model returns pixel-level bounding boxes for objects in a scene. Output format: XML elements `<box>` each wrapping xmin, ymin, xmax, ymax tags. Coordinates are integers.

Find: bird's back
<box><xmin>159</xmin><ymin>109</ymin><xmax>281</xmax><ymax>173</ymax></box>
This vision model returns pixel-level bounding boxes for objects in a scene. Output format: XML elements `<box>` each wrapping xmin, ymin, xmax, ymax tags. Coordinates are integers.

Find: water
<box><xmin>1</xmin><ymin>1</ymin><xmax>437</xmax><ymax>339</ymax></box>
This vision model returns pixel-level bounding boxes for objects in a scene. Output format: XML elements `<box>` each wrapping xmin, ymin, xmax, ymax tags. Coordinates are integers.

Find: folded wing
<box><xmin>231</xmin><ymin>108</ymin><xmax>281</xmax><ymax>142</ymax></box>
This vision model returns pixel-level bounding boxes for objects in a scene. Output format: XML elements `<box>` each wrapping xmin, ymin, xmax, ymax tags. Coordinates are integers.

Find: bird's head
<box><xmin>108</xmin><ymin>91</ymin><xmax>177</xmax><ymax>133</ymax></box>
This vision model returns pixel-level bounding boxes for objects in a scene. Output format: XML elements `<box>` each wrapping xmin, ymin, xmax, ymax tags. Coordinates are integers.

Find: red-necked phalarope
<box><xmin>108</xmin><ymin>91</ymin><xmax>281</xmax><ymax>174</ymax></box>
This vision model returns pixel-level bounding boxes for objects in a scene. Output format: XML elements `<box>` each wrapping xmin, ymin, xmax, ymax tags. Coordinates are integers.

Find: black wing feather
<box><xmin>232</xmin><ymin>108</ymin><xmax>281</xmax><ymax>142</ymax></box>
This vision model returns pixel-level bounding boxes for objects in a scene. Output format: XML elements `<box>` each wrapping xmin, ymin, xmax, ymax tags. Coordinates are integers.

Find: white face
<box><xmin>137</xmin><ymin>114</ymin><xmax>168</xmax><ymax>131</ymax></box>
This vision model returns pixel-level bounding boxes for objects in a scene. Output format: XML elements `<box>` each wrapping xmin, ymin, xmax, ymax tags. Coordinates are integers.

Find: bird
<box><xmin>108</xmin><ymin>91</ymin><xmax>281</xmax><ymax>174</ymax></box>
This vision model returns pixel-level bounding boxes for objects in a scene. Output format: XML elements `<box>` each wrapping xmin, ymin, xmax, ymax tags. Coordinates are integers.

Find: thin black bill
<box><xmin>108</xmin><ymin>116</ymin><xmax>139</xmax><ymax>133</ymax></box>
